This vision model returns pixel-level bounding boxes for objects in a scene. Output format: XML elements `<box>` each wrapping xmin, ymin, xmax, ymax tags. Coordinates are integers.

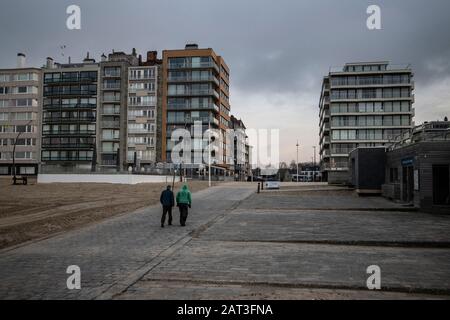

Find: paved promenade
<box><xmin>1</xmin><ymin>183</ymin><xmax>449</xmax><ymax>299</ymax></box>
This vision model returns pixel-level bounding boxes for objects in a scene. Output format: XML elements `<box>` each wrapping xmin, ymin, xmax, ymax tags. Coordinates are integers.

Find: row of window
<box><xmin>330</xmin><ymin>101</ymin><xmax>411</xmax><ymax>114</ymax></box>
<box><xmin>331</xmin><ymin>115</ymin><xmax>411</xmax><ymax>127</ymax></box>
<box><xmin>167</xmin><ymin>111</ymin><xmax>214</xmax><ymax>123</ymax></box>
<box><xmin>0</xmin><ymin>112</ymin><xmax>34</xmax><ymax>121</ymax></box>
<box><xmin>43</xmin><ymin>111</ymin><xmax>96</xmax><ymax>121</ymax></box>
<box><xmin>167</xmin><ymin>97</ymin><xmax>218</xmax><ymax>111</ymax></box>
<box><xmin>0</xmin><ymin>98</ymin><xmax>38</xmax><ymax>108</ymax></box>
<box><xmin>168</xmin><ymin>70</ymin><xmax>216</xmax><ymax>82</ymax></box>
<box><xmin>42</xmin><ymin>137</ymin><xmax>95</xmax><ymax>147</ymax></box>
<box><xmin>129</xmin><ymin>68</ymin><xmax>156</xmax><ymax>80</ymax></box>
<box><xmin>127</xmin><ymin>109</ymin><xmax>155</xmax><ymax>119</ymax></box>
<box><xmin>331</xmin><ymin>129</ymin><xmax>410</xmax><ymax>141</ymax></box>
<box><xmin>129</xmin><ymin>96</ymin><xmax>156</xmax><ymax>106</ymax></box>
<box><xmin>129</xmin><ymin>82</ymin><xmax>155</xmax><ymax>92</ymax></box>
<box><xmin>128</xmin><ymin>123</ymin><xmax>155</xmax><ymax>133</ymax></box>
<box><xmin>0</xmin><ymin>138</ymin><xmax>36</xmax><ymax>146</ymax></box>
<box><xmin>0</xmin><ymin>73</ymin><xmax>39</xmax><ymax>82</ymax></box>
<box><xmin>44</xmin><ymin>85</ymin><xmax>97</xmax><ymax>96</ymax></box>
<box><xmin>42</xmin><ymin>124</ymin><xmax>96</xmax><ymax>134</ymax></box>
<box><xmin>44</xmin><ymin>98</ymin><xmax>97</xmax><ymax>107</ymax></box>
<box><xmin>44</xmin><ymin>71</ymin><xmax>98</xmax><ymax>83</ymax></box>
<box><xmin>0</xmin><ymin>151</ymin><xmax>35</xmax><ymax>160</ymax></box>
<box><xmin>343</xmin><ymin>64</ymin><xmax>387</xmax><ymax>72</ymax></box>
<box><xmin>0</xmin><ymin>86</ymin><xmax>38</xmax><ymax>95</ymax></box>
<box><xmin>127</xmin><ymin>150</ymin><xmax>155</xmax><ymax>161</ymax></box>
<box><xmin>168</xmin><ymin>57</ymin><xmax>216</xmax><ymax>69</ymax></box>
<box><xmin>0</xmin><ymin>125</ymin><xmax>35</xmax><ymax>133</ymax></box>
<box><xmin>127</xmin><ymin>136</ymin><xmax>155</xmax><ymax>146</ymax></box>
<box><xmin>41</xmin><ymin>150</ymin><xmax>93</xmax><ymax>161</ymax></box>
<box><xmin>331</xmin><ymin>88</ymin><xmax>411</xmax><ymax>100</ymax></box>
<box><xmin>168</xmin><ymin>83</ymin><xmax>216</xmax><ymax>95</ymax></box>
<box><xmin>330</xmin><ymin>74</ymin><xmax>410</xmax><ymax>86</ymax></box>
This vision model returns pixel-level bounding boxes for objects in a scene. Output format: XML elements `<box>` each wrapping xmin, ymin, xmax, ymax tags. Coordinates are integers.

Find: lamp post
<box><xmin>12</xmin><ymin>120</ymin><xmax>32</xmax><ymax>183</ymax></box>
<box><xmin>208</xmin><ymin>120</ymin><xmax>211</xmax><ymax>187</ymax></box>
<box><xmin>312</xmin><ymin>146</ymin><xmax>317</xmax><ymax>182</ymax></box>
<box><xmin>296</xmin><ymin>141</ymin><xmax>299</xmax><ymax>183</ymax></box>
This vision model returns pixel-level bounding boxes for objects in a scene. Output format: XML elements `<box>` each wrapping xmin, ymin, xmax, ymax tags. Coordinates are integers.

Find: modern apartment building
<box><xmin>319</xmin><ymin>61</ymin><xmax>415</xmax><ymax>184</ymax></box>
<box><xmin>229</xmin><ymin>115</ymin><xmax>248</xmax><ymax>180</ymax></box>
<box><xmin>41</xmin><ymin>55</ymin><xmax>99</xmax><ymax>173</ymax></box>
<box><xmin>0</xmin><ymin>53</ymin><xmax>41</xmax><ymax>175</ymax></box>
<box><xmin>162</xmin><ymin>44</ymin><xmax>231</xmax><ymax>175</ymax></box>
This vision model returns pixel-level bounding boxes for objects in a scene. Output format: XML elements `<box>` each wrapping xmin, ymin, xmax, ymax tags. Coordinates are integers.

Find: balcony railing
<box><xmin>42</xmin><ymin>130</ymin><xmax>96</xmax><ymax>136</ymax></box>
<box><xmin>101</xmin><ymin>121</ymin><xmax>120</xmax><ymax>128</ymax></box>
<box><xmin>103</xmin><ymin>83</ymin><xmax>121</xmax><ymax>90</ymax></box>
<box><xmin>167</xmin><ymin>103</ymin><xmax>219</xmax><ymax>112</ymax></box>
<box><xmin>103</xmin><ymin>71</ymin><xmax>121</xmax><ymax>77</ymax></box>
<box><xmin>167</xmin><ymin>89</ymin><xmax>220</xmax><ymax>98</ymax></box>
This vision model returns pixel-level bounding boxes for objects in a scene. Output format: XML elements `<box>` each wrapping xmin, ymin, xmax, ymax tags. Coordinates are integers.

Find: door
<box><xmin>433</xmin><ymin>165</ymin><xmax>450</xmax><ymax>205</ymax></box>
<box><xmin>402</xmin><ymin>166</ymin><xmax>414</xmax><ymax>203</ymax></box>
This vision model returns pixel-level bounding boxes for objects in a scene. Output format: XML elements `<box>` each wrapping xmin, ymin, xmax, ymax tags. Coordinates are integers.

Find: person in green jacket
<box><xmin>176</xmin><ymin>184</ymin><xmax>192</xmax><ymax>226</ymax></box>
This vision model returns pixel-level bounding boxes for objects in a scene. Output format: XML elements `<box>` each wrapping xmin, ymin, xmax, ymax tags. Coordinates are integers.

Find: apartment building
<box><xmin>0</xmin><ymin>53</ymin><xmax>41</xmax><ymax>175</ymax></box>
<box><xmin>98</xmin><ymin>50</ymin><xmax>139</xmax><ymax>171</ymax></box>
<box><xmin>229</xmin><ymin>115</ymin><xmax>248</xmax><ymax>180</ymax></box>
<box><xmin>41</xmin><ymin>55</ymin><xmax>99</xmax><ymax>173</ymax></box>
<box><xmin>319</xmin><ymin>62</ymin><xmax>415</xmax><ymax>184</ymax></box>
<box><xmin>162</xmin><ymin>44</ymin><xmax>231</xmax><ymax>175</ymax></box>
<box><xmin>126</xmin><ymin>51</ymin><xmax>163</xmax><ymax>170</ymax></box>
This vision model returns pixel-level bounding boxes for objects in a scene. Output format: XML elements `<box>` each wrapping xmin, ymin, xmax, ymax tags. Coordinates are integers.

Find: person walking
<box><xmin>160</xmin><ymin>185</ymin><xmax>174</xmax><ymax>228</ymax></box>
<box><xmin>176</xmin><ymin>184</ymin><xmax>192</xmax><ymax>226</ymax></box>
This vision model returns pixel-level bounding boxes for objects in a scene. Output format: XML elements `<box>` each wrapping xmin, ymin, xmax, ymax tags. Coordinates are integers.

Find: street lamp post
<box><xmin>312</xmin><ymin>145</ymin><xmax>317</xmax><ymax>182</ymax></box>
<box><xmin>12</xmin><ymin>120</ymin><xmax>32</xmax><ymax>184</ymax></box>
<box><xmin>296</xmin><ymin>141</ymin><xmax>299</xmax><ymax>183</ymax></box>
<box><xmin>208</xmin><ymin>120</ymin><xmax>211</xmax><ymax>187</ymax></box>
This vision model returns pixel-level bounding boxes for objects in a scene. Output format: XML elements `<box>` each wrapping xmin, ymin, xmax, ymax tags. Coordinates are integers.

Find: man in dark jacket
<box><xmin>160</xmin><ymin>185</ymin><xmax>175</xmax><ymax>228</ymax></box>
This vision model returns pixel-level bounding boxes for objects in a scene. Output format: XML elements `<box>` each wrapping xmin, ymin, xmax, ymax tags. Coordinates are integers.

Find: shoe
<box><xmin>161</xmin><ymin>224</ymin><xmax>164</xmax><ymax>228</ymax></box>
<box><xmin>169</xmin><ymin>223</ymin><xmax>172</xmax><ymax>226</ymax></box>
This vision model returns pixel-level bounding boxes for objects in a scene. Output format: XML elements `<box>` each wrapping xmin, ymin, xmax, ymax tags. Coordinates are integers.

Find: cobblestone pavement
<box><xmin>0</xmin><ymin>185</ymin><xmax>255</xmax><ymax>299</ymax></box>
<box><xmin>2</xmin><ymin>185</ymin><xmax>450</xmax><ymax>300</ymax></box>
<box><xmin>118</xmin><ymin>190</ymin><xmax>450</xmax><ymax>300</ymax></box>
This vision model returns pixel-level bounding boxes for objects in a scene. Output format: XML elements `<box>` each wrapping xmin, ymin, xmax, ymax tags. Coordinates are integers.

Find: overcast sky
<box><xmin>1</xmin><ymin>0</ymin><xmax>449</xmax><ymax>163</ymax></box>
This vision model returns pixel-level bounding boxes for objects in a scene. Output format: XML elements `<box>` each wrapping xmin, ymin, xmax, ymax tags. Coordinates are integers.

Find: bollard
<box><xmin>257</xmin><ymin>182</ymin><xmax>260</xmax><ymax>193</ymax></box>
<box><xmin>261</xmin><ymin>181</ymin><xmax>264</xmax><ymax>190</ymax></box>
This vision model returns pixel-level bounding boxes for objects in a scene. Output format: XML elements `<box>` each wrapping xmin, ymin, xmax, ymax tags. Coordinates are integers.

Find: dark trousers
<box><xmin>161</xmin><ymin>206</ymin><xmax>173</xmax><ymax>225</ymax></box>
<box><xmin>178</xmin><ymin>204</ymin><xmax>189</xmax><ymax>226</ymax></box>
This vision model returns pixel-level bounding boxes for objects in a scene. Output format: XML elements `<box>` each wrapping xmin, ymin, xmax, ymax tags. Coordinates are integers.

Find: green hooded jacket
<box><xmin>176</xmin><ymin>185</ymin><xmax>192</xmax><ymax>205</ymax></box>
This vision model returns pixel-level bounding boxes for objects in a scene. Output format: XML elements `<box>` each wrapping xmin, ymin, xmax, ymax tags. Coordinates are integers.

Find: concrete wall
<box><xmin>38</xmin><ymin>174</ymin><xmax>174</xmax><ymax>185</ymax></box>
<box><xmin>327</xmin><ymin>171</ymin><xmax>349</xmax><ymax>185</ymax></box>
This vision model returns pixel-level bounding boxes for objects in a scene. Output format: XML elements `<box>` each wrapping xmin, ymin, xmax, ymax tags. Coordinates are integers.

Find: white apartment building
<box><xmin>0</xmin><ymin>53</ymin><xmax>41</xmax><ymax>175</ymax></box>
<box><xmin>127</xmin><ymin>66</ymin><xmax>158</xmax><ymax>169</ymax></box>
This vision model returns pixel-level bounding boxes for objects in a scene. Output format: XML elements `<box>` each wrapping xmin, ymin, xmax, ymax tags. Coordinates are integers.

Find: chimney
<box><xmin>46</xmin><ymin>57</ymin><xmax>54</xmax><ymax>69</ymax></box>
<box><xmin>17</xmin><ymin>53</ymin><xmax>26</xmax><ymax>68</ymax></box>
<box><xmin>146</xmin><ymin>51</ymin><xmax>157</xmax><ymax>64</ymax></box>
<box><xmin>132</xmin><ymin>48</ymin><xmax>137</xmax><ymax>57</ymax></box>
<box><xmin>138</xmin><ymin>54</ymin><xmax>142</xmax><ymax>65</ymax></box>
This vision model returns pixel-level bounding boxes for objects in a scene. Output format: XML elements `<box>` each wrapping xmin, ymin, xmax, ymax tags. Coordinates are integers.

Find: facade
<box><xmin>162</xmin><ymin>44</ymin><xmax>231</xmax><ymax>175</ymax></box>
<box><xmin>127</xmin><ymin>65</ymin><xmax>158</xmax><ymax>169</ymax></box>
<box><xmin>0</xmin><ymin>53</ymin><xmax>41</xmax><ymax>175</ymax></box>
<box><xmin>319</xmin><ymin>61</ymin><xmax>415</xmax><ymax>184</ymax></box>
<box><xmin>229</xmin><ymin>115</ymin><xmax>248</xmax><ymax>180</ymax></box>
<box><xmin>98</xmin><ymin>50</ymin><xmax>139</xmax><ymax>172</ymax></box>
<box><xmin>41</xmin><ymin>55</ymin><xmax>99</xmax><ymax>173</ymax></box>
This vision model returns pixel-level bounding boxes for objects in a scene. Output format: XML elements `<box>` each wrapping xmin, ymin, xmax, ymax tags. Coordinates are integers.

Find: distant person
<box><xmin>176</xmin><ymin>184</ymin><xmax>192</xmax><ymax>226</ymax></box>
<box><xmin>160</xmin><ymin>185</ymin><xmax>174</xmax><ymax>228</ymax></box>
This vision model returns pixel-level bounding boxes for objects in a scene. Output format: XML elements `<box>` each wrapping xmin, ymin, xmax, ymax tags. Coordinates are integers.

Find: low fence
<box><xmin>37</xmin><ymin>174</ymin><xmax>174</xmax><ymax>185</ymax></box>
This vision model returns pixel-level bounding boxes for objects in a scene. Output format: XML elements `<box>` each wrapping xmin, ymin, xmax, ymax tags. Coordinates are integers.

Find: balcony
<box><xmin>167</xmin><ymin>103</ymin><xmax>219</xmax><ymax>112</ymax></box>
<box><xmin>168</xmin><ymin>62</ymin><xmax>220</xmax><ymax>73</ymax></box>
<box><xmin>42</xmin><ymin>130</ymin><xmax>96</xmax><ymax>136</ymax></box>
<box><xmin>103</xmin><ymin>71</ymin><xmax>121</xmax><ymax>78</ymax></box>
<box><xmin>103</xmin><ymin>83</ymin><xmax>121</xmax><ymax>90</ymax></box>
<box><xmin>101</xmin><ymin>121</ymin><xmax>120</xmax><ymax>128</ymax></box>
<box><xmin>43</xmin><ymin>117</ymin><xmax>96</xmax><ymax>123</ymax></box>
<box><xmin>43</xmin><ymin>103</ymin><xmax>97</xmax><ymax>110</ymax></box>
<box><xmin>101</xmin><ymin>160</ymin><xmax>117</xmax><ymax>166</ymax></box>
<box><xmin>168</xmin><ymin>75</ymin><xmax>220</xmax><ymax>86</ymax></box>
<box><xmin>167</xmin><ymin>89</ymin><xmax>220</xmax><ymax>98</ymax></box>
